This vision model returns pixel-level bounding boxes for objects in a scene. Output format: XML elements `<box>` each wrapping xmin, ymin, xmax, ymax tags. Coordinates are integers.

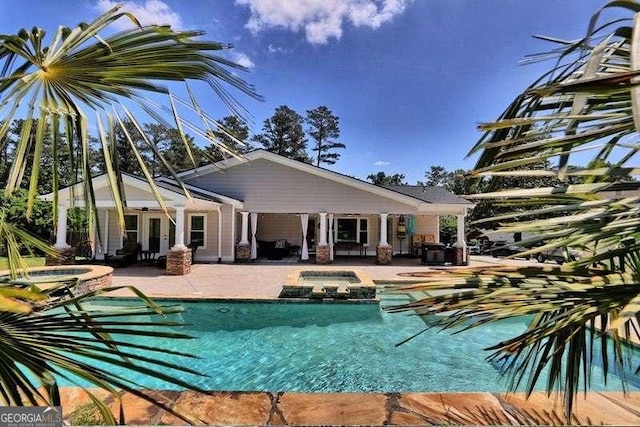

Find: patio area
<box><xmin>108</xmin><ymin>255</ymin><xmax>524</xmax><ymax>299</ymax></box>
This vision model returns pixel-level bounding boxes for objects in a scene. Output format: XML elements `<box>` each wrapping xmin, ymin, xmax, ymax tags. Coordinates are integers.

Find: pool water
<box><xmin>64</xmin><ymin>294</ymin><xmax>640</xmax><ymax>393</ymax></box>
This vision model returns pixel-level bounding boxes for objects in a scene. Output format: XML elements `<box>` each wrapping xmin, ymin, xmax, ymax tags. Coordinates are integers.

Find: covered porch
<box><xmin>234</xmin><ymin>207</ymin><xmax>469</xmax><ymax>266</ymax></box>
<box><xmin>41</xmin><ymin>174</ymin><xmax>240</xmax><ymax>275</ymax></box>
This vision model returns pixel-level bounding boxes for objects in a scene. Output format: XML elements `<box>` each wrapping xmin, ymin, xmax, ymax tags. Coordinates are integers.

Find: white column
<box><xmin>454</xmin><ymin>211</ymin><xmax>467</xmax><ymax>262</ymax></box>
<box><xmin>173</xmin><ymin>205</ymin><xmax>187</xmax><ymax>249</ymax></box>
<box><xmin>101</xmin><ymin>209</ymin><xmax>110</xmax><ymax>259</ymax></box>
<box><xmin>54</xmin><ymin>204</ymin><xmax>70</xmax><ymax>249</ymax></box>
<box><xmin>239</xmin><ymin>211</ymin><xmax>250</xmax><ymax>245</ymax></box>
<box><xmin>300</xmin><ymin>213</ymin><xmax>309</xmax><ymax>260</ymax></box>
<box><xmin>328</xmin><ymin>213</ymin><xmax>334</xmax><ymax>261</ymax></box>
<box><xmin>231</xmin><ymin>206</ymin><xmax>236</xmax><ymax>260</ymax></box>
<box><xmin>250</xmin><ymin>212</ymin><xmax>258</xmax><ymax>259</ymax></box>
<box><xmin>217</xmin><ymin>206</ymin><xmax>223</xmax><ymax>263</ymax></box>
<box><xmin>318</xmin><ymin>212</ymin><xmax>327</xmax><ymax>246</ymax></box>
<box><xmin>379</xmin><ymin>213</ymin><xmax>389</xmax><ymax>246</ymax></box>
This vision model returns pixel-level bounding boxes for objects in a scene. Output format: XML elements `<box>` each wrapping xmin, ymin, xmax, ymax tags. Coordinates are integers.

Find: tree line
<box><xmin>0</xmin><ymin>105</ymin><xmax>345</xmax><ymax>195</ymax></box>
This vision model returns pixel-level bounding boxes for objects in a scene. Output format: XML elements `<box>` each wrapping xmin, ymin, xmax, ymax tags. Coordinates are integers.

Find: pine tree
<box><xmin>252</xmin><ymin>105</ymin><xmax>310</xmax><ymax>163</ymax></box>
<box><xmin>306</xmin><ymin>106</ymin><xmax>345</xmax><ymax>166</ymax></box>
<box><xmin>205</xmin><ymin>115</ymin><xmax>251</xmax><ymax>162</ymax></box>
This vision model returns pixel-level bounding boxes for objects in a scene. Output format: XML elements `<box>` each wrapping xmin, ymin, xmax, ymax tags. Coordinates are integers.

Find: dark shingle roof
<box><xmin>384</xmin><ymin>185</ymin><xmax>473</xmax><ymax>205</ymax></box>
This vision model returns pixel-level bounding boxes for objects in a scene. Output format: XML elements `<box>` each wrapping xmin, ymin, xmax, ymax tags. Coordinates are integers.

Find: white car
<box><xmin>536</xmin><ymin>247</ymin><xmax>582</xmax><ymax>264</ymax></box>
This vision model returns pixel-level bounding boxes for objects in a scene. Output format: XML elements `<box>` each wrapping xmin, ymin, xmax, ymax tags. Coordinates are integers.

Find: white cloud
<box><xmin>374</xmin><ymin>160</ymin><xmax>390</xmax><ymax>166</ymax></box>
<box><xmin>235</xmin><ymin>0</ymin><xmax>412</xmax><ymax>44</ymax></box>
<box><xmin>94</xmin><ymin>0</ymin><xmax>184</xmax><ymax>30</ymax></box>
<box><xmin>267</xmin><ymin>44</ymin><xmax>287</xmax><ymax>54</ymax></box>
<box><xmin>230</xmin><ymin>52</ymin><xmax>255</xmax><ymax>69</ymax></box>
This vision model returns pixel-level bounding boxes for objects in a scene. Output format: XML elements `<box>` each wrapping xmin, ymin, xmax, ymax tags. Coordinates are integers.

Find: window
<box><xmin>336</xmin><ymin>217</ymin><xmax>368</xmax><ymax>244</ymax></box>
<box><xmin>359</xmin><ymin>218</ymin><xmax>369</xmax><ymax>245</ymax></box>
<box><xmin>124</xmin><ymin>214</ymin><xmax>138</xmax><ymax>244</ymax></box>
<box><xmin>188</xmin><ymin>214</ymin><xmax>207</xmax><ymax>248</ymax></box>
<box><xmin>337</xmin><ymin>218</ymin><xmax>357</xmax><ymax>242</ymax></box>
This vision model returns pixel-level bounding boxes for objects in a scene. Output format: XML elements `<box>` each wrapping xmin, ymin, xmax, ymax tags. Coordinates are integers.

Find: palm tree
<box><xmin>0</xmin><ymin>5</ymin><xmax>260</xmax><ymax>245</ymax></box>
<box><xmin>389</xmin><ymin>1</ymin><xmax>640</xmax><ymax>421</ymax></box>
<box><xmin>0</xmin><ymin>5</ymin><xmax>260</xmax><ymax>422</ymax></box>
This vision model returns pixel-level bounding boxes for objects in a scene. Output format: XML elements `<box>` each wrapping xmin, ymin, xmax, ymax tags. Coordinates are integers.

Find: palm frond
<box><xmin>392</xmin><ymin>1</ymin><xmax>640</xmax><ymax>421</ymax></box>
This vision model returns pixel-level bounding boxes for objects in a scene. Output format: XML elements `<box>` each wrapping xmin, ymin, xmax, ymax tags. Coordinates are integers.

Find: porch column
<box><xmin>167</xmin><ymin>205</ymin><xmax>190</xmax><ymax>275</ymax></box>
<box><xmin>328</xmin><ymin>213</ymin><xmax>334</xmax><ymax>261</ymax></box>
<box><xmin>250</xmin><ymin>212</ymin><xmax>258</xmax><ymax>259</ymax></box>
<box><xmin>46</xmin><ymin>202</ymin><xmax>75</xmax><ymax>266</ymax></box>
<box><xmin>316</xmin><ymin>212</ymin><xmax>330</xmax><ymax>264</ymax></box>
<box><xmin>54</xmin><ymin>203</ymin><xmax>70</xmax><ymax>249</ymax></box>
<box><xmin>173</xmin><ymin>205</ymin><xmax>187</xmax><ymax>249</ymax></box>
<box><xmin>235</xmin><ymin>211</ymin><xmax>251</xmax><ymax>262</ymax></box>
<box><xmin>300</xmin><ymin>213</ymin><xmax>309</xmax><ymax>261</ymax></box>
<box><xmin>378</xmin><ymin>213</ymin><xmax>389</xmax><ymax>246</ymax></box>
<box><xmin>376</xmin><ymin>213</ymin><xmax>392</xmax><ymax>265</ymax></box>
<box><xmin>318</xmin><ymin>212</ymin><xmax>327</xmax><ymax>245</ymax></box>
<box><xmin>453</xmin><ymin>211</ymin><xmax>468</xmax><ymax>265</ymax></box>
<box><xmin>239</xmin><ymin>211</ymin><xmax>250</xmax><ymax>245</ymax></box>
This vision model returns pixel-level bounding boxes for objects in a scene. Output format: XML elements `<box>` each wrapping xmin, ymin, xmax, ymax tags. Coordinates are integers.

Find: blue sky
<box><xmin>0</xmin><ymin>0</ymin><xmax>610</xmax><ymax>183</ymax></box>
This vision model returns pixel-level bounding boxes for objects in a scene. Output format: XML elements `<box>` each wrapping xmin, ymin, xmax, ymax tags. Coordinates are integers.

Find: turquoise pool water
<box><xmin>65</xmin><ymin>293</ymin><xmax>640</xmax><ymax>392</ymax></box>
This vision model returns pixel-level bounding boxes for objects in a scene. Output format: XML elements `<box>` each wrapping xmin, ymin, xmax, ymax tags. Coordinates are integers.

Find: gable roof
<box><xmin>176</xmin><ymin>149</ymin><xmax>472</xmax><ymax>211</ymax></box>
<box><xmin>40</xmin><ymin>173</ymin><xmax>237</xmax><ymax>209</ymax></box>
<box><xmin>385</xmin><ymin>185</ymin><xmax>472</xmax><ymax>205</ymax></box>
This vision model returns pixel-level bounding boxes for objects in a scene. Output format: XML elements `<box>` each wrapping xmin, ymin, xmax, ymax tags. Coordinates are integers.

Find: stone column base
<box><xmin>315</xmin><ymin>245</ymin><xmax>330</xmax><ymax>264</ymax></box>
<box><xmin>166</xmin><ymin>248</ymin><xmax>192</xmax><ymax>276</ymax></box>
<box><xmin>376</xmin><ymin>245</ymin><xmax>392</xmax><ymax>265</ymax></box>
<box><xmin>45</xmin><ymin>247</ymin><xmax>76</xmax><ymax>266</ymax></box>
<box><xmin>235</xmin><ymin>244</ymin><xmax>251</xmax><ymax>263</ymax></box>
<box><xmin>453</xmin><ymin>246</ymin><xmax>469</xmax><ymax>266</ymax></box>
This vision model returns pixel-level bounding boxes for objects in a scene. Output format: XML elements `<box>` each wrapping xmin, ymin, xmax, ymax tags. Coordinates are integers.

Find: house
<box><xmin>42</xmin><ymin>150</ymin><xmax>473</xmax><ymax>274</ymax></box>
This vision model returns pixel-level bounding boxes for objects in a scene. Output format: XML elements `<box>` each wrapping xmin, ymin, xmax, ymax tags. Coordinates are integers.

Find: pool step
<box><xmin>311</xmin><ymin>285</ymin><xmax>326</xmax><ymax>297</ymax></box>
<box><xmin>337</xmin><ymin>284</ymin><xmax>350</xmax><ymax>295</ymax></box>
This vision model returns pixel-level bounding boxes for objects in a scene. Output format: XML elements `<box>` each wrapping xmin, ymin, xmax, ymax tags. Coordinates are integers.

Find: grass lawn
<box><xmin>0</xmin><ymin>257</ymin><xmax>46</xmax><ymax>270</ymax></box>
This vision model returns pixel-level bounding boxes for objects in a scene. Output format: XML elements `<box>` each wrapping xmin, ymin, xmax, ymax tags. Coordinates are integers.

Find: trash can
<box><xmin>422</xmin><ymin>243</ymin><xmax>446</xmax><ymax>265</ymax></box>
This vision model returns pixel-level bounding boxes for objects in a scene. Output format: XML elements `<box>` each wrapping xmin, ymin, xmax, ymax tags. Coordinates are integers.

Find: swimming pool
<box><xmin>67</xmin><ymin>294</ymin><xmax>640</xmax><ymax>393</ymax></box>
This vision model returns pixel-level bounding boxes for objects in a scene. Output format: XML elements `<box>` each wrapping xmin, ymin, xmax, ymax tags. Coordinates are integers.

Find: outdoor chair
<box><xmin>188</xmin><ymin>239</ymin><xmax>202</xmax><ymax>263</ymax></box>
<box><xmin>105</xmin><ymin>241</ymin><xmax>141</xmax><ymax>267</ymax></box>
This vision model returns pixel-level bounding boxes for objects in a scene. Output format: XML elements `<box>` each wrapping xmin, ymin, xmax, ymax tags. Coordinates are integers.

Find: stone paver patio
<box><xmin>108</xmin><ymin>255</ymin><xmax>521</xmax><ymax>299</ymax></box>
<box><xmin>66</xmin><ymin>256</ymin><xmax>640</xmax><ymax>425</ymax></box>
<box><xmin>61</xmin><ymin>388</ymin><xmax>640</xmax><ymax>426</ymax></box>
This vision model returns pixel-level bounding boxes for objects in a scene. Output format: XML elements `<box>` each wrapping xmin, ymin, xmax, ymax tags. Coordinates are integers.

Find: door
<box><xmin>148</xmin><ymin>218</ymin><xmax>161</xmax><ymax>252</ymax></box>
<box><xmin>144</xmin><ymin>214</ymin><xmax>171</xmax><ymax>255</ymax></box>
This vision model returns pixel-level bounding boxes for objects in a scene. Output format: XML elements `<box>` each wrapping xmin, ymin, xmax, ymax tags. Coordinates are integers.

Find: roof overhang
<box><xmin>40</xmin><ymin>174</ymin><xmax>228</xmax><ymax>211</ymax></box>
<box><xmin>417</xmin><ymin>203</ymin><xmax>471</xmax><ymax>215</ymax></box>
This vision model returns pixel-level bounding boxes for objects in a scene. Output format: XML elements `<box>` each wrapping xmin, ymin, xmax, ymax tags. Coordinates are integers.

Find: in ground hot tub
<box><xmin>280</xmin><ymin>269</ymin><xmax>376</xmax><ymax>300</ymax></box>
<box><xmin>0</xmin><ymin>265</ymin><xmax>113</xmax><ymax>293</ymax></box>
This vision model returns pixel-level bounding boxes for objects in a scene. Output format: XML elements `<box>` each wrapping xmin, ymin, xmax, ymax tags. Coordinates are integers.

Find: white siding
<box><xmin>188</xmin><ymin>209</ymin><xmax>219</xmax><ymax>261</ymax></box>
<box><xmin>221</xmin><ymin>204</ymin><xmax>235</xmax><ymax>261</ymax></box>
<box><xmin>106</xmin><ymin>210</ymin><xmax>126</xmax><ymax>254</ymax></box>
<box><xmin>185</xmin><ymin>159</ymin><xmax>418</xmax><ymax>214</ymax></box>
